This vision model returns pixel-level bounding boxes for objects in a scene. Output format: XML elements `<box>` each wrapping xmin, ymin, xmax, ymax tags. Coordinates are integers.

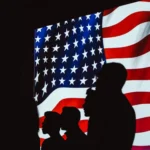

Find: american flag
<box><xmin>34</xmin><ymin>0</ymin><xmax>150</xmax><ymax>150</ymax></box>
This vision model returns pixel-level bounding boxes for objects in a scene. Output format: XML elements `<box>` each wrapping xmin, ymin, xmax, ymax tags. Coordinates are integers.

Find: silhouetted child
<box><xmin>83</xmin><ymin>63</ymin><xmax>136</xmax><ymax>150</ymax></box>
<box><xmin>42</xmin><ymin>111</ymin><xmax>65</xmax><ymax>150</ymax></box>
<box><xmin>61</xmin><ymin>107</ymin><xmax>87</xmax><ymax>149</ymax></box>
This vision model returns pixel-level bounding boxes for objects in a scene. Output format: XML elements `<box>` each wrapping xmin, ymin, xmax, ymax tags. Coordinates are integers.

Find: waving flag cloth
<box><xmin>34</xmin><ymin>0</ymin><xmax>150</xmax><ymax>149</ymax></box>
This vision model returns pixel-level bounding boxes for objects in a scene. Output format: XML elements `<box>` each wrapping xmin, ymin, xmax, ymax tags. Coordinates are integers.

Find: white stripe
<box><xmin>38</xmin><ymin>129</ymin><xmax>65</xmax><ymax>139</ymax></box>
<box><xmin>133</xmin><ymin>131</ymin><xmax>150</xmax><ymax>146</ymax></box>
<box><xmin>133</xmin><ymin>104</ymin><xmax>150</xmax><ymax>119</ymax></box>
<box><xmin>107</xmin><ymin>51</ymin><xmax>150</xmax><ymax>69</ymax></box>
<box><xmin>79</xmin><ymin>109</ymin><xmax>89</xmax><ymax>120</ymax></box>
<box><xmin>103</xmin><ymin>22</ymin><xmax>150</xmax><ymax>48</ymax></box>
<box><xmin>122</xmin><ymin>80</ymin><xmax>150</xmax><ymax>93</ymax></box>
<box><xmin>103</xmin><ymin>1</ymin><xmax>150</xmax><ymax>28</ymax></box>
<box><xmin>37</xmin><ymin>88</ymin><xmax>89</xmax><ymax>117</ymax></box>
<box><xmin>38</xmin><ymin>80</ymin><xmax>150</xmax><ymax>118</ymax></box>
<box><xmin>39</xmin><ymin>129</ymin><xmax>150</xmax><ymax>146</ymax></box>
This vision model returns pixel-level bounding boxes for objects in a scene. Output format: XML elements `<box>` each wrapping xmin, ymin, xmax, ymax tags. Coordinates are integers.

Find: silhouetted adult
<box><xmin>83</xmin><ymin>63</ymin><xmax>136</xmax><ymax>150</ymax></box>
<box><xmin>42</xmin><ymin>111</ymin><xmax>65</xmax><ymax>150</ymax></box>
<box><xmin>61</xmin><ymin>107</ymin><xmax>87</xmax><ymax>149</ymax></box>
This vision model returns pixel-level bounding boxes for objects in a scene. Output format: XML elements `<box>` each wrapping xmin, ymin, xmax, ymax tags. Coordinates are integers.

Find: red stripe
<box><xmin>103</xmin><ymin>7</ymin><xmax>117</xmax><ymax>16</ymax></box>
<box><xmin>104</xmin><ymin>35</ymin><xmax>150</xmax><ymax>59</ymax></box>
<box><xmin>136</xmin><ymin>117</ymin><xmax>150</xmax><ymax>132</ymax></box>
<box><xmin>62</xmin><ymin>134</ymin><xmax>67</xmax><ymax>140</ymax></box>
<box><xmin>52</xmin><ymin>98</ymin><xmax>84</xmax><ymax>114</ymax></box>
<box><xmin>141</xmin><ymin>0</ymin><xmax>150</xmax><ymax>2</ymax></box>
<box><xmin>103</xmin><ymin>11</ymin><xmax>150</xmax><ymax>38</ymax></box>
<box><xmin>127</xmin><ymin>67</ymin><xmax>150</xmax><ymax>80</ymax></box>
<box><xmin>132</xmin><ymin>146</ymin><xmax>150</xmax><ymax>150</ymax></box>
<box><xmin>40</xmin><ymin>138</ymin><xmax>44</xmax><ymax>147</ymax></box>
<box><xmin>79</xmin><ymin>120</ymin><xmax>88</xmax><ymax>133</ymax></box>
<box><xmin>125</xmin><ymin>92</ymin><xmax>150</xmax><ymax>105</ymax></box>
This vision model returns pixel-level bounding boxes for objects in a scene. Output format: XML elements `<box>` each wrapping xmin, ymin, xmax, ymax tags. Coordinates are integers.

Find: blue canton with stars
<box><xmin>34</xmin><ymin>12</ymin><xmax>106</xmax><ymax>105</ymax></box>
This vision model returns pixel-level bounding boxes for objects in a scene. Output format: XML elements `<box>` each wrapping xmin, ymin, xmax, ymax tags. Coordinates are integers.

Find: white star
<box><xmin>53</xmin><ymin>45</ymin><xmax>60</xmax><ymax>52</ymax></box>
<box><xmin>59</xmin><ymin>77</ymin><xmax>65</xmax><ymax>85</ymax></box>
<box><xmin>92</xmin><ymin>76</ymin><xmax>97</xmax><ymax>84</ymax></box>
<box><xmin>57</xmin><ymin>23</ymin><xmax>60</xmax><ymax>28</ymax></box>
<box><xmin>35</xmin><ymin>36</ymin><xmax>41</xmax><ymax>43</ymax></box>
<box><xmin>95</xmin><ymin>12</ymin><xmax>101</xmax><ymax>19</ymax></box>
<box><xmin>82</xmin><ymin>63</ymin><xmax>89</xmax><ymax>72</ymax></box>
<box><xmin>79</xmin><ymin>17</ymin><xmax>82</xmax><ymax>21</ymax></box>
<box><xmin>64</xmin><ymin>42</ymin><xmax>70</xmax><ymax>50</ymax></box>
<box><xmin>47</xmin><ymin>25</ymin><xmax>52</xmax><ymax>30</ymax></box>
<box><xmin>43</xmin><ymin>56</ymin><xmax>48</xmax><ymax>63</ymax></box>
<box><xmin>71</xmin><ymin>19</ymin><xmax>75</xmax><ymax>22</ymax></box>
<box><xmin>90</xmin><ymin>48</ymin><xmax>95</xmax><ymax>56</ymax></box>
<box><xmin>51</xmin><ymin>56</ymin><xmax>57</xmax><ymax>63</ymax></box>
<box><xmin>60</xmin><ymin>66</ymin><xmax>66</xmax><ymax>74</ymax></box>
<box><xmin>71</xmin><ymin>65</ymin><xmax>78</xmax><ymax>73</ymax></box>
<box><xmin>73</xmin><ymin>53</ymin><xmax>79</xmax><ymax>61</ymax></box>
<box><xmin>37</xmin><ymin>28</ymin><xmax>42</xmax><ymax>32</ymax></box>
<box><xmin>81</xmin><ymin>37</ymin><xmax>86</xmax><ymax>45</ymax></box>
<box><xmin>95</xmin><ymin>23</ymin><xmax>100</xmax><ymax>30</ymax></box>
<box><xmin>69</xmin><ymin>77</ymin><xmax>75</xmax><ymax>85</ymax></box>
<box><xmin>73</xmin><ymin>39</ymin><xmax>78</xmax><ymax>48</ymax></box>
<box><xmin>35</xmin><ymin>46</ymin><xmax>40</xmax><ymax>53</ymax></box>
<box><xmin>64</xmin><ymin>29</ymin><xmax>70</xmax><ymax>38</ymax></box>
<box><xmin>96</xmin><ymin>35</ymin><xmax>101</xmax><ymax>41</ymax></box>
<box><xmin>88</xmin><ymin>35</ymin><xmax>93</xmax><ymax>43</ymax></box>
<box><xmin>43</xmin><ymin>68</ymin><xmax>48</xmax><ymax>76</ymax></box>
<box><xmin>82</xmin><ymin>50</ymin><xmax>88</xmax><ymax>59</ymax></box>
<box><xmin>62</xmin><ymin>55</ymin><xmax>69</xmax><ymax>63</ymax></box>
<box><xmin>51</xmin><ymin>66</ymin><xmax>56</xmax><ymax>74</ymax></box>
<box><xmin>43</xmin><ymin>46</ymin><xmax>49</xmax><ymax>52</ymax></box>
<box><xmin>35</xmin><ymin>57</ymin><xmax>40</xmax><ymax>66</ymax></box>
<box><xmin>80</xmin><ymin>77</ymin><xmax>87</xmax><ymax>85</ymax></box>
<box><xmin>87</xmin><ymin>24</ymin><xmax>92</xmax><ymax>31</ymax></box>
<box><xmin>79</xmin><ymin>25</ymin><xmax>84</xmax><ymax>32</ymax></box>
<box><xmin>45</xmin><ymin>34</ymin><xmax>51</xmax><ymax>42</ymax></box>
<box><xmin>51</xmin><ymin>78</ymin><xmax>56</xmax><ymax>87</ymax></box>
<box><xmin>64</xmin><ymin>21</ymin><xmax>68</xmax><ymax>24</ymax></box>
<box><xmin>98</xmin><ymin>46</ymin><xmax>103</xmax><ymax>54</ymax></box>
<box><xmin>34</xmin><ymin>93</ymin><xmax>38</xmax><ymax>102</ymax></box>
<box><xmin>100</xmin><ymin>59</ymin><xmax>105</xmax><ymax>66</ymax></box>
<box><xmin>55</xmin><ymin>32</ymin><xmax>61</xmax><ymax>40</ymax></box>
<box><xmin>92</xmin><ymin>61</ymin><xmax>97</xmax><ymax>70</ymax></box>
<box><xmin>34</xmin><ymin>72</ymin><xmax>40</xmax><ymax>84</ymax></box>
<box><xmin>42</xmin><ymin>82</ymin><xmax>48</xmax><ymax>96</ymax></box>
<box><xmin>86</xmin><ymin>15</ymin><xmax>91</xmax><ymax>20</ymax></box>
<box><xmin>72</xmin><ymin>26</ymin><xmax>77</xmax><ymax>34</ymax></box>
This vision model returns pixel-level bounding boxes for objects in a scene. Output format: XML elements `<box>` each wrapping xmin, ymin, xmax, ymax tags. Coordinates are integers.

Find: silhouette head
<box><xmin>42</xmin><ymin>111</ymin><xmax>61</xmax><ymax>135</ymax></box>
<box><xmin>61</xmin><ymin>107</ymin><xmax>80</xmax><ymax>130</ymax></box>
<box><xmin>83</xmin><ymin>63</ymin><xmax>127</xmax><ymax>116</ymax></box>
<box><xmin>83</xmin><ymin>88</ymin><xmax>95</xmax><ymax>117</ymax></box>
<box><xmin>96</xmin><ymin>63</ymin><xmax>127</xmax><ymax>91</ymax></box>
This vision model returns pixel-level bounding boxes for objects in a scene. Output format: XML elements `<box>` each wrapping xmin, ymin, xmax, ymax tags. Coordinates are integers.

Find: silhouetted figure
<box><xmin>83</xmin><ymin>63</ymin><xmax>136</xmax><ymax>150</ymax></box>
<box><xmin>61</xmin><ymin>107</ymin><xmax>87</xmax><ymax>149</ymax></box>
<box><xmin>42</xmin><ymin>111</ymin><xmax>65</xmax><ymax>150</ymax></box>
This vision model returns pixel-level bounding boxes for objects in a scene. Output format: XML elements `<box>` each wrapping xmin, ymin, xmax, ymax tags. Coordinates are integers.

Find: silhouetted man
<box><xmin>83</xmin><ymin>63</ymin><xmax>136</xmax><ymax>150</ymax></box>
<box><xmin>42</xmin><ymin>111</ymin><xmax>65</xmax><ymax>150</ymax></box>
<box><xmin>61</xmin><ymin>107</ymin><xmax>87</xmax><ymax>149</ymax></box>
